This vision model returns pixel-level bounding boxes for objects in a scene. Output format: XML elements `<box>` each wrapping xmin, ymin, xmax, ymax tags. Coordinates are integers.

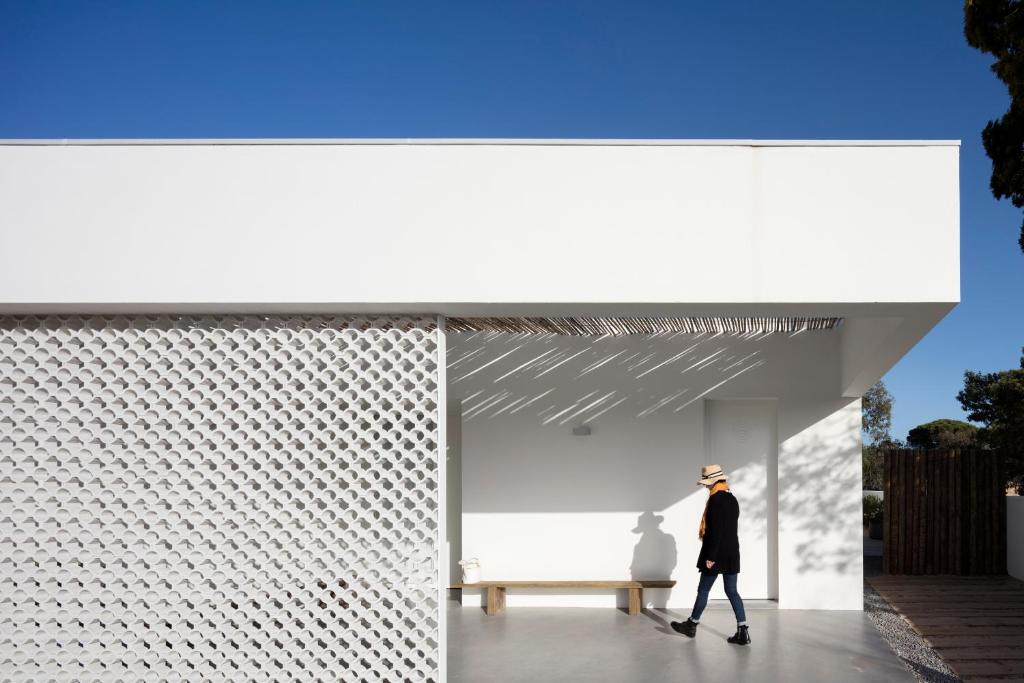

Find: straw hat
<box><xmin>697</xmin><ymin>464</ymin><xmax>728</xmax><ymax>486</ymax></box>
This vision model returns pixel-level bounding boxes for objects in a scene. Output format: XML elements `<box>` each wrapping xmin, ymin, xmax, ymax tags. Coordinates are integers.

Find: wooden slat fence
<box><xmin>883</xmin><ymin>449</ymin><xmax>1007</xmax><ymax>575</ymax></box>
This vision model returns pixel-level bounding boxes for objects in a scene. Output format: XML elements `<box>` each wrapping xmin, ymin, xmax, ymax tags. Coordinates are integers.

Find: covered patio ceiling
<box><xmin>445</xmin><ymin>316</ymin><xmax>843</xmax><ymax>336</ymax></box>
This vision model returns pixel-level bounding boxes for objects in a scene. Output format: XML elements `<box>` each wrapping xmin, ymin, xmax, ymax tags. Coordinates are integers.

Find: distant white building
<box><xmin>0</xmin><ymin>139</ymin><xmax>960</xmax><ymax>681</ymax></box>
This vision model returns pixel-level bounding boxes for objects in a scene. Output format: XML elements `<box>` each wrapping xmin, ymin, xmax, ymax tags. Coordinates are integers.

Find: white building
<box><xmin>0</xmin><ymin>139</ymin><xmax>959</xmax><ymax>681</ymax></box>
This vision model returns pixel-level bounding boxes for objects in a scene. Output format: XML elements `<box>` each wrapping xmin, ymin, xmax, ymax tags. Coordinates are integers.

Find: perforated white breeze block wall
<box><xmin>0</xmin><ymin>315</ymin><xmax>440</xmax><ymax>682</ymax></box>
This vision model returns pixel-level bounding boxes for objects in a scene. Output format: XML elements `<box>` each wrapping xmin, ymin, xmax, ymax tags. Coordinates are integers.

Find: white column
<box><xmin>435</xmin><ymin>315</ymin><xmax>448</xmax><ymax>682</ymax></box>
<box><xmin>777</xmin><ymin>398</ymin><xmax>863</xmax><ymax>610</ymax></box>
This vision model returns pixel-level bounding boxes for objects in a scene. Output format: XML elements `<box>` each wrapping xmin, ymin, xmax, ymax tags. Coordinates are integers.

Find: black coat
<box><xmin>696</xmin><ymin>490</ymin><xmax>741</xmax><ymax>574</ymax></box>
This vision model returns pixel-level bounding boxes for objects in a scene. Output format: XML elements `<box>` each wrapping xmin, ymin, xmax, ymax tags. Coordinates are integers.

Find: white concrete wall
<box><xmin>451</xmin><ymin>328</ymin><xmax>862</xmax><ymax>609</ymax></box>
<box><xmin>777</xmin><ymin>398</ymin><xmax>864</xmax><ymax>610</ymax></box>
<box><xmin>0</xmin><ymin>141</ymin><xmax>958</xmax><ymax>310</ymax></box>
<box><xmin>1009</xmin><ymin>497</ymin><xmax>1024</xmax><ymax>581</ymax></box>
<box><xmin>446</xmin><ymin>400</ymin><xmax>463</xmax><ymax>587</ymax></box>
<box><xmin>705</xmin><ymin>399</ymin><xmax>779</xmax><ymax>600</ymax></box>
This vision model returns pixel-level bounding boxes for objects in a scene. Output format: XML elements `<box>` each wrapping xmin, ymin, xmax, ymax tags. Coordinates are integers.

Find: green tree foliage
<box><xmin>862</xmin><ymin>449</ymin><xmax>885</xmax><ymax>491</ymax></box>
<box><xmin>862</xmin><ymin>495</ymin><xmax>884</xmax><ymax>524</ymax></box>
<box><xmin>862</xmin><ymin>381</ymin><xmax>895</xmax><ymax>490</ymax></box>
<box><xmin>956</xmin><ymin>348</ymin><xmax>1024</xmax><ymax>492</ymax></box>
<box><xmin>907</xmin><ymin>418</ymin><xmax>980</xmax><ymax>449</ymax></box>
<box><xmin>965</xmin><ymin>0</ymin><xmax>1024</xmax><ymax>253</ymax></box>
<box><xmin>862</xmin><ymin>381</ymin><xmax>894</xmax><ymax>446</ymax></box>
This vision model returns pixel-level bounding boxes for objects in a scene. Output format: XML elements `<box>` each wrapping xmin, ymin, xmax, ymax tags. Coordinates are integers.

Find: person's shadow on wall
<box><xmin>629</xmin><ymin>511</ymin><xmax>679</xmax><ymax>634</ymax></box>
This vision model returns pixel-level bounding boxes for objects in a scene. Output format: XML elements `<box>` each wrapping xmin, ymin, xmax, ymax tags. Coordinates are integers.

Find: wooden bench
<box><xmin>451</xmin><ymin>580</ymin><xmax>676</xmax><ymax>616</ymax></box>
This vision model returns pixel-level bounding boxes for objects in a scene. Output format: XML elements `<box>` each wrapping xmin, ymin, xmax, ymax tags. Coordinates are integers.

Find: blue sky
<box><xmin>2</xmin><ymin>1</ymin><xmax>1022</xmax><ymax>441</ymax></box>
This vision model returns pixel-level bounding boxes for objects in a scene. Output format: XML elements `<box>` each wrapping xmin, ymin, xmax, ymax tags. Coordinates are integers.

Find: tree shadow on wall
<box><xmin>777</xmin><ymin>406</ymin><xmax>863</xmax><ymax>579</ymax></box>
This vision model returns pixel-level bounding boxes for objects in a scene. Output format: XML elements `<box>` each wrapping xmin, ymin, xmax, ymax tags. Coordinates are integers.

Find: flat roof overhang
<box><xmin>0</xmin><ymin>139</ymin><xmax>959</xmax><ymax>398</ymax></box>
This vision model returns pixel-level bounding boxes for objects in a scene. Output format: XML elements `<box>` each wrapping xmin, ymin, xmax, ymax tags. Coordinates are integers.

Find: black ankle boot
<box><xmin>727</xmin><ymin>625</ymin><xmax>750</xmax><ymax>645</ymax></box>
<box><xmin>670</xmin><ymin>618</ymin><xmax>698</xmax><ymax>638</ymax></box>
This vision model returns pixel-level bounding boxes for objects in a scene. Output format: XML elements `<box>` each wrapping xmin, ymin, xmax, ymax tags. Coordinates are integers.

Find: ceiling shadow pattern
<box><xmin>449</xmin><ymin>328</ymin><xmax>838</xmax><ymax>426</ymax></box>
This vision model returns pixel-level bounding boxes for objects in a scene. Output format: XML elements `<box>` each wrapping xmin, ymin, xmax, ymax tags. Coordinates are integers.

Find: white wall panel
<box><xmin>0</xmin><ymin>315</ymin><xmax>440</xmax><ymax>681</ymax></box>
<box><xmin>704</xmin><ymin>399</ymin><xmax>778</xmax><ymax>601</ymax></box>
<box><xmin>0</xmin><ymin>141</ymin><xmax>959</xmax><ymax>309</ymax></box>
<box><xmin>777</xmin><ymin>398</ymin><xmax>863</xmax><ymax>610</ymax></box>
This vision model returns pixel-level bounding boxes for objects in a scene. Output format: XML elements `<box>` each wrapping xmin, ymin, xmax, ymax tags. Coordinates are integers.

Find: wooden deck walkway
<box><xmin>867</xmin><ymin>575</ymin><xmax>1024</xmax><ymax>681</ymax></box>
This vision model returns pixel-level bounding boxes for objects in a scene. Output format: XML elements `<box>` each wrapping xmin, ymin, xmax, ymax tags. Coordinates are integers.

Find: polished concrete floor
<box><xmin>447</xmin><ymin>600</ymin><xmax>913</xmax><ymax>683</ymax></box>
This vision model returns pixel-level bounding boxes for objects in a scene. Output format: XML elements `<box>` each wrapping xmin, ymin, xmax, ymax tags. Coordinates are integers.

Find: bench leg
<box><xmin>486</xmin><ymin>586</ymin><xmax>506</xmax><ymax>615</ymax></box>
<box><xmin>628</xmin><ymin>587</ymin><xmax>642</xmax><ymax>616</ymax></box>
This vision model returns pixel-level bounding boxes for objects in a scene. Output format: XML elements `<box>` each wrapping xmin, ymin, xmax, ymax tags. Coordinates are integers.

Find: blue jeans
<box><xmin>690</xmin><ymin>572</ymin><xmax>746</xmax><ymax>624</ymax></box>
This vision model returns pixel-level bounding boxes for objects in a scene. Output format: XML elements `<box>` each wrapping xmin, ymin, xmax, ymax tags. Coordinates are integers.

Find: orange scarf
<box><xmin>698</xmin><ymin>481</ymin><xmax>730</xmax><ymax>539</ymax></box>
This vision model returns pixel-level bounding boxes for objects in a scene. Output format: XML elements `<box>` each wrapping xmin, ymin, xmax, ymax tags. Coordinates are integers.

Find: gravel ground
<box><xmin>863</xmin><ymin>581</ymin><xmax>961</xmax><ymax>683</ymax></box>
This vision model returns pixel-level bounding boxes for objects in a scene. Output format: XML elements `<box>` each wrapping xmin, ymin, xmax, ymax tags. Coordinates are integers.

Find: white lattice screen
<box><xmin>0</xmin><ymin>315</ymin><xmax>440</xmax><ymax>682</ymax></box>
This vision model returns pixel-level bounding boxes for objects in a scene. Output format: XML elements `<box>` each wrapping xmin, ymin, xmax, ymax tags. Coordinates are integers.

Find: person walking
<box><xmin>670</xmin><ymin>464</ymin><xmax>750</xmax><ymax>645</ymax></box>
